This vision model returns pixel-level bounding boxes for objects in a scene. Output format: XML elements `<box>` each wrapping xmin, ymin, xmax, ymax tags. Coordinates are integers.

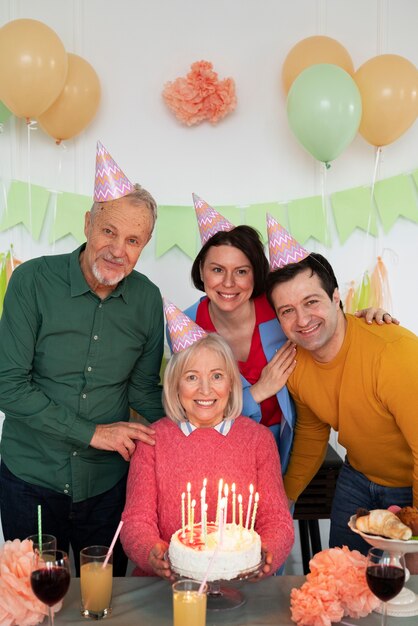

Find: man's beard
<box><xmin>92</xmin><ymin>258</ymin><xmax>125</xmax><ymax>286</ymax></box>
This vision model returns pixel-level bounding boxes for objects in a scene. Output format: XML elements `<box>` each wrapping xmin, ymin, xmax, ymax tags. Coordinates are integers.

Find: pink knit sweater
<box><xmin>121</xmin><ymin>416</ymin><xmax>294</xmax><ymax>575</ymax></box>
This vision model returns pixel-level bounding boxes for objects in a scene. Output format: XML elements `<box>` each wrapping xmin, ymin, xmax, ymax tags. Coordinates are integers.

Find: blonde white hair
<box><xmin>163</xmin><ymin>333</ymin><xmax>243</xmax><ymax>424</ymax></box>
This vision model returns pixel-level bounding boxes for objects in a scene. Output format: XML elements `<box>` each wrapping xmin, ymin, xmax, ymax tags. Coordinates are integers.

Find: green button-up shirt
<box><xmin>0</xmin><ymin>245</ymin><xmax>164</xmax><ymax>502</ymax></box>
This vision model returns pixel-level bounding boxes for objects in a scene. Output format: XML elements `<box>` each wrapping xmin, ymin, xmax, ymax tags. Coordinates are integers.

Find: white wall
<box><xmin>0</xmin><ymin>0</ymin><xmax>417</xmax><ymax>547</ymax></box>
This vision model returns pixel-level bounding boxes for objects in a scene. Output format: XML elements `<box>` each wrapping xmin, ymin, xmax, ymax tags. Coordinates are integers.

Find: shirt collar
<box><xmin>70</xmin><ymin>244</ymin><xmax>129</xmax><ymax>303</ymax></box>
<box><xmin>179</xmin><ymin>419</ymin><xmax>234</xmax><ymax>437</ymax></box>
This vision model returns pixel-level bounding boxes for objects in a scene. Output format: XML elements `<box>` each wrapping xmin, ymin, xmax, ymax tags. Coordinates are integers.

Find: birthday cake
<box><xmin>168</xmin><ymin>522</ymin><xmax>262</xmax><ymax>581</ymax></box>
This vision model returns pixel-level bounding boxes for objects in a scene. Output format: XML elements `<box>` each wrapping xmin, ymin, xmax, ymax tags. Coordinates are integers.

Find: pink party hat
<box><xmin>94</xmin><ymin>141</ymin><xmax>135</xmax><ymax>202</ymax></box>
<box><xmin>193</xmin><ymin>193</ymin><xmax>235</xmax><ymax>245</ymax></box>
<box><xmin>267</xmin><ymin>213</ymin><xmax>310</xmax><ymax>270</ymax></box>
<box><xmin>164</xmin><ymin>298</ymin><xmax>208</xmax><ymax>353</ymax></box>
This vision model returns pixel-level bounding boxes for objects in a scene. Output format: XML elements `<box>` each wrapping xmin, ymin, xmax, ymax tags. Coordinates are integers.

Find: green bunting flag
<box><xmin>246</xmin><ymin>202</ymin><xmax>287</xmax><ymax>242</ymax></box>
<box><xmin>0</xmin><ymin>181</ymin><xmax>49</xmax><ymax>240</ymax></box>
<box><xmin>331</xmin><ymin>186</ymin><xmax>378</xmax><ymax>244</ymax></box>
<box><xmin>288</xmin><ymin>196</ymin><xmax>331</xmax><ymax>246</ymax></box>
<box><xmin>374</xmin><ymin>175</ymin><xmax>418</xmax><ymax>233</ymax></box>
<box><xmin>51</xmin><ymin>192</ymin><xmax>91</xmax><ymax>244</ymax></box>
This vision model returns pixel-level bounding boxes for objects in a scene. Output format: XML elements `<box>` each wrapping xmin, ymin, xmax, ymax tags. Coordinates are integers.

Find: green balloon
<box><xmin>0</xmin><ymin>101</ymin><xmax>12</xmax><ymax>124</ymax></box>
<box><xmin>287</xmin><ymin>64</ymin><xmax>362</xmax><ymax>164</ymax></box>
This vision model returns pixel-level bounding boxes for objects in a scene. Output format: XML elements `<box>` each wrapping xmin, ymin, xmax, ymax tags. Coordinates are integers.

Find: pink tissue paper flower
<box><xmin>0</xmin><ymin>539</ymin><xmax>62</xmax><ymax>626</ymax></box>
<box><xmin>162</xmin><ymin>60</ymin><xmax>237</xmax><ymax>126</ymax></box>
<box><xmin>290</xmin><ymin>546</ymin><xmax>380</xmax><ymax>626</ymax></box>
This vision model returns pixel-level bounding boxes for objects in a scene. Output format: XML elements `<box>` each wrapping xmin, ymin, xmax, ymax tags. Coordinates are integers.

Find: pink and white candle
<box><xmin>187</xmin><ymin>482</ymin><xmax>192</xmax><ymax>529</ymax></box>
<box><xmin>215</xmin><ymin>478</ymin><xmax>223</xmax><ymax>525</ymax></box>
<box><xmin>181</xmin><ymin>492</ymin><xmax>186</xmax><ymax>536</ymax></box>
<box><xmin>245</xmin><ymin>484</ymin><xmax>254</xmax><ymax>529</ymax></box>
<box><xmin>250</xmin><ymin>492</ymin><xmax>259</xmax><ymax>531</ymax></box>
<box><xmin>223</xmin><ymin>483</ymin><xmax>229</xmax><ymax>525</ymax></box>
<box><xmin>238</xmin><ymin>494</ymin><xmax>243</xmax><ymax>537</ymax></box>
<box><xmin>231</xmin><ymin>483</ymin><xmax>236</xmax><ymax>525</ymax></box>
<box><xmin>190</xmin><ymin>499</ymin><xmax>196</xmax><ymax>543</ymax></box>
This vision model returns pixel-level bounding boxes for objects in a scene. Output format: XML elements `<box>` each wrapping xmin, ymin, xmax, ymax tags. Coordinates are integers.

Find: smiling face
<box><xmin>178</xmin><ymin>345</ymin><xmax>232</xmax><ymax>428</ymax></box>
<box><xmin>200</xmin><ymin>245</ymin><xmax>254</xmax><ymax>313</ymax></box>
<box><xmin>270</xmin><ymin>268</ymin><xmax>345</xmax><ymax>362</ymax></box>
<box><xmin>81</xmin><ymin>197</ymin><xmax>153</xmax><ymax>296</ymax></box>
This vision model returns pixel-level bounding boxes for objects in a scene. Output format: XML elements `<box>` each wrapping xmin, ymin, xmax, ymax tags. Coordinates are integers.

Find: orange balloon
<box><xmin>38</xmin><ymin>53</ymin><xmax>101</xmax><ymax>142</ymax></box>
<box><xmin>354</xmin><ymin>54</ymin><xmax>418</xmax><ymax>147</ymax></box>
<box><xmin>0</xmin><ymin>19</ymin><xmax>67</xmax><ymax>119</ymax></box>
<box><xmin>282</xmin><ymin>36</ymin><xmax>354</xmax><ymax>94</ymax></box>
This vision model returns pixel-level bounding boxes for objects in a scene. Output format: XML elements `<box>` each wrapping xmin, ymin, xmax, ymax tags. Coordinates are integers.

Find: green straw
<box><xmin>37</xmin><ymin>505</ymin><xmax>42</xmax><ymax>555</ymax></box>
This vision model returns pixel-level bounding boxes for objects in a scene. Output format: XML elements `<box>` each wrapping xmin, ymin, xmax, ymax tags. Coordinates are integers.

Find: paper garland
<box><xmin>1</xmin><ymin>170</ymin><xmax>418</xmax><ymax>257</ymax></box>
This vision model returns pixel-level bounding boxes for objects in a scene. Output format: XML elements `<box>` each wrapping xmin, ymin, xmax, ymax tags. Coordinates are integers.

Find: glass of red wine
<box><xmin>30</xmin><ymin>549</ymin><xmax>71</xmax><ymax>626</ymax></box>
<box><xmin>366</xmin><ymin>547</ymin><xmax>406</xmax><ymax>626</ymax></box>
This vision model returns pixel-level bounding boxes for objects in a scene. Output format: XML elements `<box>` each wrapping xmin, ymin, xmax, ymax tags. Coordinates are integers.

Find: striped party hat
<box><xmin>193</xmin><ymin>193</ymin><xmax>235</xmax><ymax>245</ymax></box>
<box><xmin>164</xmin><ymin>298</ymin><xmax>208</xmax><ymax>353</ymax></box>
<box><xmin>267</xmin><ymin>213</ymin><xmax>310</xmax><ymax>270</ymax></box>
<box><xmin>94</xmin><ymin>141</ymin><xmax>135</xmax><ymax>202</ymax></box>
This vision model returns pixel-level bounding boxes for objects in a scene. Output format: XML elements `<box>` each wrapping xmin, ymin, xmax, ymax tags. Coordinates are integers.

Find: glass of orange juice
<box><xmin>172</xmin><ymin>579</ymin><xmax>207</xmax><ymax>626</ymax></box>
<box><xmin>80</xmin><ymin>546</ymin><xmax>112</xmax><ymax>619</ymax></box>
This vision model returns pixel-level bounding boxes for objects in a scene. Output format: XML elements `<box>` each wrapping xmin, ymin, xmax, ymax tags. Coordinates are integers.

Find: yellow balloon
<box><xmin>282</xmin><ymin>36</ymin><xmax>354</xmax><ymax>94</ymax></box>
<box><xmin>0</xmin><ymin>18</ymin><xmax>67</xmax><ymax>119</ymax></box>
<box><xmin>354</xmin><ymin>54</ymin><xmax>418</xmax><ymax>147</ymax></box>
<box><xmin>38</xmin><ymin>53</ymin><xmax>101</xmax><ymax>142</ymax></box>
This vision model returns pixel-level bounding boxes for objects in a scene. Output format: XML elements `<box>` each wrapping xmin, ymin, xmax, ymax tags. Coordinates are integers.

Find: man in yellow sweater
<box><xmin>265</xmin><ymin>251</ymin><xmax>418</xmax><ymax>555</ymax></box>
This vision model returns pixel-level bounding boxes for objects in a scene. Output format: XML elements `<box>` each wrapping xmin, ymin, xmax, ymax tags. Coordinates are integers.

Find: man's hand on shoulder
<box><xmin>90</xmin><ymin>422</ymin><xmax>156</xmax><ymax>461</ymax></box>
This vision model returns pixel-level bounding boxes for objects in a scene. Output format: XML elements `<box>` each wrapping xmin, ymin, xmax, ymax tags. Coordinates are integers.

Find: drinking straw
<box><xmin>198</xmin><ymin>546</ymin><xmax>220</xmax><ymax>594</ymax></box>
<box><xmin>103</xmin><ymin>520</ymin><xmax>124</xmax><ymax>568</ymax></box>
<box><xmin>37</xmin><ymin>505</ymin><xmax>42</xmax><ymax>554</ymax></box>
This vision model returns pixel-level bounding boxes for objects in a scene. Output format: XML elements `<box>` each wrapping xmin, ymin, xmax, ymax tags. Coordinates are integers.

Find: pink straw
<box><xmin>103</xmin><ymin>521</ymin><xmax>124</xmax><ymax>568</ymax></box>
<box><xmin>198</xmin><ymin>546</ymin><xmax>220</xmax><ymax>594</ymax></box>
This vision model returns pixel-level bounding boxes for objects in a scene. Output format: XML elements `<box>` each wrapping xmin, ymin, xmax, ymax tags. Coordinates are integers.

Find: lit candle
<box><xmin>190</xmin><ymin>499</ymin><xmax>196</xmax><ymax>543</ymax></box>
<box><xmin>223</xmin><ymin>483</ymin><xmax>229</xmax><ymax>525</ymax></box>
<box><xmin>202</xmin><ymin>503</ymin><xmax>208</xmax><ymax>543</ymax></box>
<box><xmin>231</xmin><ymin>483</ymin><xmax>236</xmax><ymax>525</ymax></box>
<box><xmin>238</xmin><ymin>494</ymin><xmax>243</xmax><ymax>537</ymax></box>
<box><xmin>218</xmin><ymin>498</ymin><xmax>226</xmax><ymax>546</ymax></box>
<box><xmin>181</xmin><ymin>492</ymin><xmax>186</xmax><ymax>536</ymax></box>
<box><xmin>245</xmin><ymin>484</ymin><xmax>254</xmax><ymax>530</ymax></box>
<box><xmin>216</xmin><ymin>478</ymin><xmax>223</xmax><ymax>525</ymax></box>
<box><xmin>250</xmin><ymin>492</ymin><xmax>259</xmax><ymax>531</ymax></box>
<box><xmin>187</xmin><ymin>482</ymin><xmax>191</xmax><ymax>529</ymax></box>
<box><xmin>200</xmin><ymin>487</ymin><xmax>206</xmax><ymax>525</ymax></box>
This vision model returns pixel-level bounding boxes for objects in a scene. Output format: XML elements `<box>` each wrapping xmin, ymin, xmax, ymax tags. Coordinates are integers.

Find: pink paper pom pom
<box><xmin>0</xmin><ymin>539</ymin><xmax>62</xmax><ymax>626</ymax></box>
<box><xmin>290</xmin><ymin>546</ymin><xmax>380</xmax><ymax>626</ymax></box>
<box><xmin>162</xmin><ymin>60</ymin><xmax>237</xmax><ymax>126</ymax></box>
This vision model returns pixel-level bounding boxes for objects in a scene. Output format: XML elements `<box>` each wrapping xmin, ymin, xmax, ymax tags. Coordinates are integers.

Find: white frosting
<box><xmin>168</xmin><ymin>522</ymin><xmax>261</xmax><ymax>581</ymax></box>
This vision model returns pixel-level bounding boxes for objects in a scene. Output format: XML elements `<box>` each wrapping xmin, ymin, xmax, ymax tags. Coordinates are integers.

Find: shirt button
<box><xmin>87</xmin><ymin>366</ymin><xmax>92</xmax><ymax>372</ymax></box>
<box><xmin>73</xmin><ymin>451</ymin><xmax>78</xmax><ymax>457</ymax></box>
<box><xmin>99</xmin><ymin>303</ymin><xmax>102</xmax><ymax>309</ymax></box>
<box><xmin>64</xmin><ymin>489</ymin><xmax>69</xmax><ymax>494</ymax></box>
<box><xmin>65</xmin><ymin>483</ymin><xmax>70</xmax><ymax>488</ymax></box>
<box><xmin>93</xmin><ymin>335</ymin><xmax>98</xmax><ymax>340</ymax></box>
<box><xmin>82</xmin><ymin>393</ymin><xmax>87</xmax><ymax>399</ymax></box>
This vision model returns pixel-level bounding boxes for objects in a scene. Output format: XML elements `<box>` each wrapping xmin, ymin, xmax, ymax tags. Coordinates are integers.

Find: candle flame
<box><xmin>249</xmin><ymin>483</ymin><xmax>254</xmax><ymax>494</ymax></box>
<box><xmin>238</xmin><ymin>494</ymin><xmax>243</xmax><ymax>503</ymax></box>
<box><xmin>187</xmin><ymin>482</ymin><xmax>191</xmax><ymax>492</ymax></box>
<box><xmin>231</xmin><ymin>482</ymin><xmax>236</xmax><ymax>492</ymax></box>
<box><xmin>224</xmin><ymin>483</ymin><xmax>229</xmax><ymax>496</ymax></box>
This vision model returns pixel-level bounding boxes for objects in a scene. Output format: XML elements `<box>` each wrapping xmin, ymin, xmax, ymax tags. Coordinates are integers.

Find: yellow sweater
<box><xmin>284</xmin><ymin>315</ymin><xmax>418</xmax><ymax>505</ymax></box>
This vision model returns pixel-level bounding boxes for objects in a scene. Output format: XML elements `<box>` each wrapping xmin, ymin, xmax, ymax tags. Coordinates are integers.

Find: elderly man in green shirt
<box><xmin>0</xmin><ymin>143</ymin><xmax>164</xmax><ymax>575</ymax></box>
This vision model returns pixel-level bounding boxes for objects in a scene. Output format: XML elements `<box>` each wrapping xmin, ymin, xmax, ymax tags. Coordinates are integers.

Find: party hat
<box><xmin>94</xmin><ymin>141</ymin><xmax>135</xmax><ymax>202</ymax></box>
<box><xmin>267</xmin><ymin>213</ymin><xmax>310</xmax><ymax>270</ymax></box>
<box><xmin>193</xmin><ymin>193</ymin><xmax>235</xmax><ymax>245</ymax></box>
<box><xmin>164</xmin><ymin>298</ymin><xmax>208</xmax><ymax>353</ymax></box>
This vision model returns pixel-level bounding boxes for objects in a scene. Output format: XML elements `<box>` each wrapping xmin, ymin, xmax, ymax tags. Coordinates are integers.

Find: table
<box><xmin>57</xmin><ymin>575</ymin><xmax>418</xmax><ymax>625</ymax></box>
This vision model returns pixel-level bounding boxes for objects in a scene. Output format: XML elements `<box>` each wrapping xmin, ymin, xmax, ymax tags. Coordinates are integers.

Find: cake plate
<box><xmin>166</xmin><ymin>553</ymin><xmax>264</xmax><ymax>611</ymax></box>
<box><xmin>348</xmin><ymin>514</ymin><xmax>418</xmax><ymax>617</ymax></box>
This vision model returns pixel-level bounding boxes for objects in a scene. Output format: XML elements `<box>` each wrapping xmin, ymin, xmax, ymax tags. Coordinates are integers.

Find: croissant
<box><xmin>356</xmin><ymin>509</ymin><xmax>412</xmax><ymax>540</ymax></box>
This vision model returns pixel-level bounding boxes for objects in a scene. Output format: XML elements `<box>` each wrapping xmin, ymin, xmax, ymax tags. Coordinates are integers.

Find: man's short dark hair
<box><xmin>191</xmin><ymin>225</ymin><xmax>269</xmax><ymax>299</ymax></box>
<box><xmin>266</xmin><ymin>252</ymin><xmax>344</xmax><ymax>311</ymax></box>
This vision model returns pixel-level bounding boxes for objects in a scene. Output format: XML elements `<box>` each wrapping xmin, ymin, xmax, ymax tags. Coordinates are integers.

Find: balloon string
<box><xmin>321</xmin><ymin>162</ymin><xmax>329</xmax><ymax>249</ymax></box>
<box><xmin>26</xmin><ymin>120</ymin><xmax>38</xmax><ymax>255</ymax></box>
<box><xmin>363</xmin><ymin>146</ymin><xmax>381</xmax><ymax>262</ymax></box>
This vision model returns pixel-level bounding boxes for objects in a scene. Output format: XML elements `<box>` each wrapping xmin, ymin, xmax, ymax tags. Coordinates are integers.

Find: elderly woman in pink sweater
<box><xmin>121</xmin><ymin>323</ymin><xmax>294</xmax><ymax>579</ymax></box>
